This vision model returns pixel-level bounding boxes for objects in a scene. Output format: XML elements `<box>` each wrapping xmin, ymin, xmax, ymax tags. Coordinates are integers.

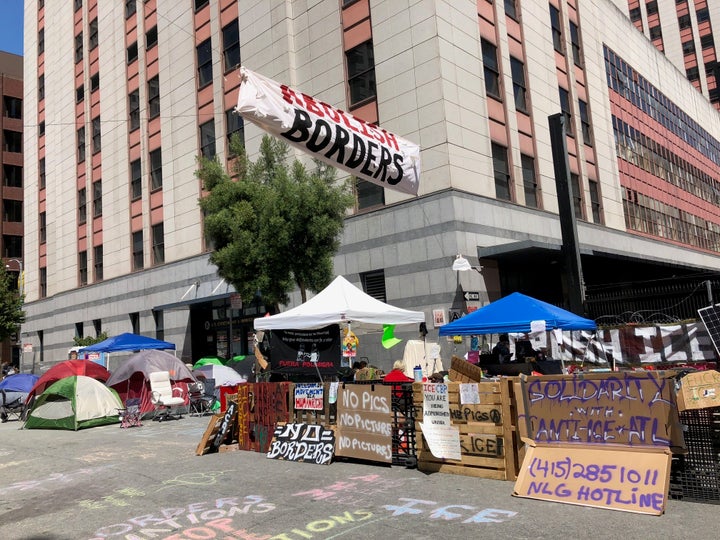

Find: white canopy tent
<box><xmin>253</xmin><ymin>275</ymin><xmax>425</xmax><ymax>331</ymax></box>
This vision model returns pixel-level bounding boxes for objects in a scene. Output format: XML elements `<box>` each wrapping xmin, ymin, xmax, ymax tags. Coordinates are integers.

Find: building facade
<box><xmin>21</xmin><ymin>0</ymin><xmax>720</xmax><ymax>372</ymax></box>
<box><xmin>1</xmin><ymin>50</ymin><xmax>23</xmax><ymax>368</ymax></box>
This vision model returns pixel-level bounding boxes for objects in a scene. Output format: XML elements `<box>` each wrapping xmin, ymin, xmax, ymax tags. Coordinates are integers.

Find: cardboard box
<box><xmin>675</xmin><ymin>370</ymin><xmax>720</xmax><ymax>411</ymax></box>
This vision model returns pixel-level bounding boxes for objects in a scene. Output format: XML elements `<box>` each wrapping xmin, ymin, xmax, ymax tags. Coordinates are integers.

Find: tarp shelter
<box><xmin>27</xmin><ymin>360</ymin><xmax>111</xmax><ymax>403</ymax></box>
<box><xmin>438</xmin><ymin>292</ymin><xmax>597</xmax><ymax>335</ymax></box>
<box><xmin>24</xmin><ymin>376</ymin><xmax>122</xmax><ymax>430</ymax></box>
<box><xmin>253</xmin><ymin>275</ymin><xmax>426</xmax><ymax>331</ymax></box>
<box><xmin>193</xmin><ymin>364</ymin><xmax>247</xmax><ymax>387</ymax></box>
<box><xmin>105</xmin><ymin>350</ymin><xmax>196</xmax><ymax>417</ymax></box>
<box><xmin>0</xmin><ymin>373</ymin><xmax>39</xmax><ymax>393</ymax></box>
<box><xmin>80</xmin><ymin>333</ymin><xmax>176</xmax><ymax>353</ymax></box>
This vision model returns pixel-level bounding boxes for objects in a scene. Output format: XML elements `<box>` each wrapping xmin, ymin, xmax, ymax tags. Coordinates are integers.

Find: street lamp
<box><xmin>5</xmin><ymin>258</ymin><xmax>23</xmax><ymax>372</ymax></box>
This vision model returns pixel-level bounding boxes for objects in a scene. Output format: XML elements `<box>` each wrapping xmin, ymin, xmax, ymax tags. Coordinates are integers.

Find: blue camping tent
<box><xmin>0</xmin><ymin>373</ymin><xmax>39</xmax><ymax>393</ymax></box>
<box><xmin>438</xmin><ymin>292</ymin><xmax>596</xmax><ymax>335</ymax></box>
<box><xmin>80</xmin><ymin>333</ymin><xmax>176</xmax><ymax>353</ymax></box>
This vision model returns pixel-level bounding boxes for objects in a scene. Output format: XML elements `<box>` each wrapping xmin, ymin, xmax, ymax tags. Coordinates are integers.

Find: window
<box><xmin>3</xmin><ymin>235</ymin><xmax>22</xmax><ymax>257</ymax></box>
<box><xmin>93</xmin><ymin>180</ymin><xmax>102</xmax><ymax>217</ymax></box>
<box><xmin>39</xmin><ymin>0</ymin><xmax>44</xmax><ymax>8</ymax></box>
<box><xmin>687</xmin><ymin>66</ymin><xmax>700</xmax><ymax>80</ymax></box>
<box><xmin>38</xmin><ymin>28</ymin><xmax>44</xmax><ymax>55</ymax></box>
<box><xmin>649</xmin><ymin>26</ymin><xmax>662</xmax><ymax>40</ymax></box>
<box><xmin>678</xmin><ymin>14</ymin><xmax>691</xmax><ymax>29</ymax></box>
<box><xmin>127</xmin><ymin>41</ymin><xmax>138</xmax><ymax>63</ymax></box>
<box><xmin>92</xmin><ymin>116</ymin><xmax>101</xmax><ymax>153</ymax></box>
<box><xmin>346</xmin><ymin>41</ymin><xmax>376</xmax><ymax>106</ymax></box>
<box><xmin>150</xmin><ymin>148</ymin><xmax>163</xmax><ymax>190</ymax></box>
<box><xmin>521</xmin><ymin>155</ymin><xmax>537</xmax><ymax>208</ymax></box>
<box><xmin>578</xmin><ymin>100</ymin><xmax>592</xmax><ymax>146</ymax></box>
<box><xmin>39</xmin><ymin>158</ymin><xmax>45</xmax><ymax>189</ymax></box>
<box><xmin>94</xmin><ymin>245</ymin><xmax>103</xmax><ymax>281</ymax></box>
<box><xmin>130</xmin><ymin>312</ymin><xmax>140</xmax><ymax>334</ymax></box>
<box><xmin>132</xmin><ymin>230</ymin><xmax>144</xmax><ymax>270</ymax></box>
<box><xmin>79</xmin><ymin>250</ymin><xmax>88</xmax><ymax>285</ymax></box>
<box><xmin>39</xmin><ymin>121</ymin><xmax>45</xmax><ymax>137</ymax></box>
<box><xmin>482</xmin><ymin>39</ymin><xmax>501</xmax><ymax>99</ymax></box>
<box><xmin>589</xmin><ymin>179</ymin><xmax>602</xmax><ymax>224</ymax></box>
<box><xmin>226</xmin><ymin>109</ymin><xmax>244</xmax><ymax>150</ymax></box>
<box><xmin>504</xmin><ymin>0</ymin><xmax>517</xmax><ymax>19</ymax></box>
<box><xmin>152</xmin><ymin>223</ymin><xmax>165</xmax><ymax>264</ymax></box>
<box><xmin>130</xmin><ymin>159</ymin><xmax>142</xmax><ymax>200</ymax></box>
<box><xmin>569</xmin><ymin>21</ymin><xmax>582</xmax><ymax>66</ymax></box>
<box><xmin>701</xmin><ymin>34</ymin><xmax>715</xmax><ymax>49</ymax></box>
<box><xmin>39</xmin><ymin>212</ymin><xmax>46</xmax><ymax>244</ymax></box>
<box><xmin>129</xmin><ymin>89</ymin><xmax>140</xmax><ymax>130</ymax></box>
<box><xmin>646</xmin><ymin>1</ymin><xmax>658</xmax><ymax>15</ymax></box>
<box><xmin>4</xmin><ymin>96</ymin><xmax>21</xmax><ymax>119</ymax></box>
<box><xmin>146</xmin><ymin>26</ymin><xmax>158</xmax><ymax>49</ymax></box>
<box><xmin>76</xmin><ymin>84</ymin><xmax>84</xmax><ymax>103</ymax></box>
<box><xmin>78</xmin><ymin>188</ymin><xmax>87</xmax><ymax>224</ymax></box>
<box><xmin>195</xmin><ymin>0</ymin><xmax>209</xmax><ymax>11</ymax></box>
<box><xmin>559</xmin><ymin>87</ymin><xmax>573</xmax><ymax>136</ymax></box>
<box><xmin>125</xmin><ymin>0</ymin><xmax>136</xmax><ymax>19</ymax></box>
<box><xmin>74</xmin><ymin>0</ymin><xmax>82</xmax><ymax>12</ymax></box>
<box><xmin>77</xmin><ymin>126</ymin><xmax>85</xmax><ymax>162</ymax></box>
<box><xmin>4</xmin><ymin>165</ymin><xmax>22</xmax><ymax>187</ymax></box>
<box><xmin>90</xmin><ymin>73</ymin><xmax>100</xmax><ymax>92</ymax></box>
<box><xmin>89</xmin><ymin>18</ymin><xmax>98</xmax><ymax>50</ymax></box>
<box><xmin>40</xmin><ymin>267</ymin><xmax>47</xmax><ymax>298</ymax></box>
<box><xmin>197</xmin><ymin>39</ymin><xmax>213</xmax><ymax>87</ymax></box>
<box><xmin>148</xmin><ymin>76</ymin><xmax>160</xmax><ymax>118</ymax></box>
<box><xmin>75</xmin><ymin>322</ymin><xmax>84</xmax><ymax>340</ymax></box>
<box><xmin>629</xmin><ymin>7</ymin><xmax>641</xmax><ymax>21</ymax></box>
<box><xmin>200</xmin><ymin>120</ymin><xmax>216</xmax><ymax>158</ymax></box>
<box><xmin>222</xmin><ymin>21</ymin><xmax>240</xmax><ymax>72</ymax></box>
<box><xmin>93</xmin><ymin>319</ymin><xmax>102</xmax><ymax>336</ymax></box>
<box><xmin>492</xmin><ymin>143</ymin><xmax>511</xmax><ymax>201</ymax></box>
<box><xmin>682</xmin><ymin>40</ymin><xmax>696</xmax><ymax>55</ymax></box>
<box><xmin>570</xmin><ymin>173</ymin><xmax>584</xmax><ymax>220</ymax></box>
<box><xmin>4</xmin><ymin>130</ymin><xmax>21</xmax><ymax>152</ymax></box>
<box><xmin>38</xmin><ymin>74</ymin><xmax>45</xmax><ymax>101</ymax></box>
<box><xmin>75</xmin><ymin>32</ymin><xmax>83</xmax><ymax>63</ymax></box>
<box><xmin>356</xmin><ymin>179</ymin><xmax>384</xmax><ymax>210</ymax></box>
<box><xmin>3</xmin><ymin>200</ymin><xmax>22</xmax><ymax>222</ymax></box>
<box><xmin>550</xmin><ymin>5</ymin><xmax>563</xmax><ymax>54</ymax></box>
<box><xmin>510</xmin><ymin>57</ymin><xmax>527</xmax><ymax>111</ymax></box>
<box><xmin>154</xmin><ymin>310</ymin><xmax>164</xmax><ymax>341</ymax></box>
<box><xmin>360</xmin><ymin>270</ymin><xmax>386</xmax><ymax>302</ymax></box>
<box><xmin>696</xmin><ymin>8</ymin><xmax>709</xmax><ymax>23</ymax></box>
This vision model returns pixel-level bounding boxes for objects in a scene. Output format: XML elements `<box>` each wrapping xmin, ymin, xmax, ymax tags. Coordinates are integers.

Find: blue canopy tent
<box><xmin>438</xmin><ymin>292</ymin><xmax>596</xmax><ymax>335</ymax></box>
<box><xmin>80</xmin><ymin>333</ymin><xmax>176</xmax><ymax>353</ymax></box>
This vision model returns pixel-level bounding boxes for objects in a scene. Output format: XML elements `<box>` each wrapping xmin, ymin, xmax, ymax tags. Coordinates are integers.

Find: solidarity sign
<box><xmin>236</xmin><ymin>67</ymin><xmax>421</xmax><ymax>195</ymax></box>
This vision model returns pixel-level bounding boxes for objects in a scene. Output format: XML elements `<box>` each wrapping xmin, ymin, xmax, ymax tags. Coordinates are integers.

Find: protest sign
<box><xmin>336</xmin><ymin>384</ymin><xmax>393</xmax><ymax>463</ymax></box>
<box><xmin>267</xmin><ymin>423</ymin><xmax>335</xmax><ymax>465</ymax></box>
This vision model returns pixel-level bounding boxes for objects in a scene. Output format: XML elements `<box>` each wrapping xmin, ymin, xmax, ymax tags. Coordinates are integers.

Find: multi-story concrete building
<box><xmin>1</xmin><ymin>50</ymin><xmax>23</xmax><ymax>368</ymax></box>
<box><xmin>21</xmin><ymin>0</ymin><xmax>720</xmax><ymax>371</ymax></box>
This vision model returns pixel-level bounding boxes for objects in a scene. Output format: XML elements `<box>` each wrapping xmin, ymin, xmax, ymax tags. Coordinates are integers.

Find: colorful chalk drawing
<box><xmin>0</xmin><ymin>465</ymin><xmax>114</xmax><ymax>496</ymax></box>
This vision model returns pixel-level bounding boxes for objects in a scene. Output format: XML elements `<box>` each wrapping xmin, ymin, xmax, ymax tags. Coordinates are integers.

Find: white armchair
<box><xmin>149</xmin><ymin>371</ymin><xmax>185</xmax><ymax>421</ymax></box>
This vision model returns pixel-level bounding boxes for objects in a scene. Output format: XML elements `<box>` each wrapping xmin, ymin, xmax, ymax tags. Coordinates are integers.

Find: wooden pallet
<box><xmin>195</xmin><ymin>413</ymin><xmax>225</xmax><ymax>456</ymax></box>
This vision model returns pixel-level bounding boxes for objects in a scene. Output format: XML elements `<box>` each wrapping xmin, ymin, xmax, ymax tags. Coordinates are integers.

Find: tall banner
<box><xmin>269</xmin><ymin>325</ymin><xmax>341</xmax><ymax>375</ymax></box>
<box><xmin>235</xmin><ymin>67</ymin><xmax>421</xmax><ymax>195</ymax></box>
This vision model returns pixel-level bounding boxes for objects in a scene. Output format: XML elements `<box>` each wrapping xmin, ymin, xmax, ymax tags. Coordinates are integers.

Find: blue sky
<box><xmin>0</xmin><ymin>0</ymin><xmax>23</xmax><ymax>56</ymax></box>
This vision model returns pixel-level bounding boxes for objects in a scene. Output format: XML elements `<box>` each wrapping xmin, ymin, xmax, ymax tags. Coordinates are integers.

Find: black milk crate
<box><xmin>669</xmin><ymin>407</ymin><xmax>720</xmax><ymax>504</ymax></box>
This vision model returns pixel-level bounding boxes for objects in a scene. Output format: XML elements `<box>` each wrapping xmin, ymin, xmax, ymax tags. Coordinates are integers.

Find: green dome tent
<box><xmin>192</xmin><ymin>356</ymin><xmax>225</xmax><ymax>369</ymax></box>
<box><xmin>24</xmin><ymin>375</ymin><xmax>122</xmax><ymax>430</ymax></box>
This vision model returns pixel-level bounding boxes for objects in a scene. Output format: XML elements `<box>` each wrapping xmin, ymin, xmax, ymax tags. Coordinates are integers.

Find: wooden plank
<box><xmin>500</xmin><ymin>377</ymin><xmax>519</xmax><ymax>480</ymax></box>
<box><xmin>195</xmin><ymin>413</ymin><xmax>224</xmax><ymax>456</ymax></box>
<box><xmin>418</xmin><ymin>461</ymin><xmax>507</xmax><ymax>480</ymax></box>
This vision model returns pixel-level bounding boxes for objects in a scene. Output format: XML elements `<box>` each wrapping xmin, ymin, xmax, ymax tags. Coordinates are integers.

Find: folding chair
<box><xmin>118</xmin><ymin>398</ymin><xmax>143</xmax><ymax>428</ymax></box>
<box><xmin>189</xmin><ymin>378</ymin><xmax>216</xmax><ymax>416</ymax></box>
<box><xmin>0</xmin><ymin>389</ymin><xmax>27</xmax><ymax>423</ymax></box>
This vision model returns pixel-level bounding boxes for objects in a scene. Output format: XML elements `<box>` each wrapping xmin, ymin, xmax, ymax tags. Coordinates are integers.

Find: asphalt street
<box><xmin>1</xmin><ymin>414</ymin><xmax>719</xmax><ymax>540</ymax></box>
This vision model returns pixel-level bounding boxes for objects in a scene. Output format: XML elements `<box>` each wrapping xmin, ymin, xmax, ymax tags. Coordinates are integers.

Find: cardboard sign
<box><xmin>675</xmin><ymin>370</ymin><xmax>720</xmax><ymax>411</ymax></box>
<box><xmin>514</xmin><ymin>444</ymin><xmax>671</xmax><ymax>515</ymax></box>
<box><xmin>266</xmin><ymin>423</ymin><xmax>335</xmax><ymax>465</ymax></box>
<box><xmin>518</xmin><ymin>372</ymin><xmax>679</xmax><ymax>448</ymax></box>
<box><xmin>422</xmin><ymin>383</ymin><xmax>451</xmax><ymax>426</ymax></box>
<box><xmin>294</xmin><ymin>383</ymin><xmax>324</xmax><ymax>410</ymax></box>
<box><xmin>418</xmin><ymin>421</ymin><xmax>461</xmax><ymax>460</ymax></box>
<box><xmin>336</xmin><ymin>384</ymin><xmax>393</xmax><ymax>463</ymax></box>
<box><xmin>236</xmin><ymin>67</ymin><xmax>421</xmax><ymax>195</ymax></box>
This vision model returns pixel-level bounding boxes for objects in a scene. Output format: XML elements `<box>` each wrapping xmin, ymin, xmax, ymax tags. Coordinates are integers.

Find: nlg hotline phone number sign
<box><xmin>513</xmin><ymin>445</ymin><xmax>671</xmax><ymax>515</ymax></box>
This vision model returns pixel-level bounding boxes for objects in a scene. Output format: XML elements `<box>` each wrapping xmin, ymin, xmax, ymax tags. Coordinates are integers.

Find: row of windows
<box><xmin>126</xmin><ymin>26</ymin><xmax>157</xmax><ymax>63</ymax></box>
<box><xmin>131</xmin><ymin>224</ymin><xmax>165</xmax><ymax>272</ymax></box>
<box><xmin>612</xmin><ymin>116</ymin><xmax>720</xmax><ymax>205</ymax></box>
<box><xmin>624</xmin><ymin>189</ymin><xmax>720</xmax><ymax>252</ymax></box>
<box><xmin>480</xmin><ymin>40</ymin><xmax>529</xmax><ymax>113</ymax></box>
<box><xmin>549</xmin><ymin>4</ymin><xmax>583</xmax><ymax>67</ymax></box>
<box><xmin>605</xmin><ymin>46</ymin><xmax>720</xmax><ymax>165</ymax></box>
<box><xmin>196</xmin><ymin>21</ymin><xmax>241</xmax><ymax>88</ymax></box>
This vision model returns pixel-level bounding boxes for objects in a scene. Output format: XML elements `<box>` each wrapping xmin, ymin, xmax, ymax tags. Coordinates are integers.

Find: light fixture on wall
<box><xmin>452</xmin><ymin>254</ymin><xmax>482</xmax><ymax>273</ymax></box>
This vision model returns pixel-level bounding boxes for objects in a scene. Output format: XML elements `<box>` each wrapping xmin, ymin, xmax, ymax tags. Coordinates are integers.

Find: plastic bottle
<box><xmin>413</xmin><ymin>365</ymin><xmax>423</xmax><ymax>382</ymax></box>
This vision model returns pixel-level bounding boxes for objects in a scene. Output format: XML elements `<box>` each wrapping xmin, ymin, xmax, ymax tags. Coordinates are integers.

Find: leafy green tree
<box><xmin>0</xmin><ymin>264</ymin><xmax>24</xmax><ymax>341</ymax></box>
<box><xmin>197</xmin><ymin>134</ymin><xmax>354</xmax><ymax>312</ymax></box>
<box><xmin>73</xmin><ymin>332</ymin><xmax>108</xmax><ymax>347</ymax></box>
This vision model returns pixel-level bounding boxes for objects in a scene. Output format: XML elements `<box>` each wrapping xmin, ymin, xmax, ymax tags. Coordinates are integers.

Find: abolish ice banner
<box><xmin>235</xmin><ymin>67</ymin><xmax>421</xmax><ymax>195</ymax></box>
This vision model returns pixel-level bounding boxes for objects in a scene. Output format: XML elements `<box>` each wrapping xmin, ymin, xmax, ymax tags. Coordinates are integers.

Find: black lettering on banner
<box><xmin>266</xmin><ymin>423</ymin><xmax>335</xmax><ymax>465</ymax></box>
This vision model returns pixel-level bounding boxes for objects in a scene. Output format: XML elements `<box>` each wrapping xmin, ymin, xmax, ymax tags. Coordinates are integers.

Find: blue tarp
<box><xmin>80</xmin><ymin>333</ymin><xmax>176</xmax><ymax>353</ymax></box>
<box><xmin>438</xmin><ymin>292</ymin><xmax>596</xmax><ymax>335</ymax></box>
<box><xmin>0</xmin><ymin>373</ymin><xmax>39</xmax><ymax>393</ymax></box>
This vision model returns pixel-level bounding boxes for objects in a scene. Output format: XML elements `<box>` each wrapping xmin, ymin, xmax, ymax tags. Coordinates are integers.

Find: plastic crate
<box><xmin>669</xmin><ymin>407</ymin><xmax>720</xmax><ymax>504</ymax></box>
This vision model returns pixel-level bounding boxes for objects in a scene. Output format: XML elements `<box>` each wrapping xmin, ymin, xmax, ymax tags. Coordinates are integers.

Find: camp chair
<box><xmin>189</xmin><ymin>378</ymin><xmax>216</xmax><ymax>416</ymax></box>
<box><xmin>0</xmin><ymin>389</ymin><xmax>27</xmax><ymax>422</ymax></box>
<box><xmin>118</xmin><ymin>398</ymin><xmax>143</xmax><ymax>428</ymax></box>
<box><xmin>149</xmin><ymin>371</ymin><xmax>185</xmax><ymax>421</ymax></box>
